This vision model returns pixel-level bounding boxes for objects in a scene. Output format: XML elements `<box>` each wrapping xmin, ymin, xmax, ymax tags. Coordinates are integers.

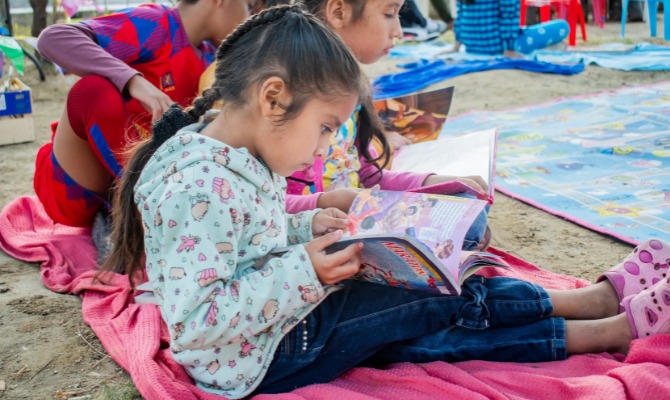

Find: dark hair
<box><xmin>181</xmin><ymin>0</ymin><xmax>293</xmax><ymax>13</ymax></box>
<box><xmin>298</xmin><ymin>0</ymin><xmax>390</xmax><ymax>177</ymax></box>
<box><xmin>100</xmin><ymin>5</ymin><xmax>371</xmax><ymax>285</ymax></box>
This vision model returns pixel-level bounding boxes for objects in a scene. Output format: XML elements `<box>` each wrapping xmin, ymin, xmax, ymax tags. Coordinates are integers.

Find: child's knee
<box><xmin>66</xmin><ymin>75</ymin><xmax>125</xmax><ymax>139</ymax></box>
<box><xmin>34</xmin><ymin>143</ymin><xmax>106</xmax><ymax>227</ymax></box>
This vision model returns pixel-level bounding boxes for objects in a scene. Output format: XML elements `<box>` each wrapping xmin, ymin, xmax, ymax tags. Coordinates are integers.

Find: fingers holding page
<box><xmin>423</xmin><ymin>174</ymin><xmax>489</xmax><ymax>198</ymax></box>
<box><xmin>461</xmin><ymin>175</ymin><xmax>489</xmax><ymax>195</ymax></box>
<box><xmin>312</xmin><ymin>207</ymin><xmax>350</xmax><ymax>237</ymax></box>
<box><xmin>304</xmin><ymin>231</ymin><xmax>363</xmax><ymax>285</ymax></box>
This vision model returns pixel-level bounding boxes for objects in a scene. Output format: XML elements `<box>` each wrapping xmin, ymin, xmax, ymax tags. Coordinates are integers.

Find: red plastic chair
<box><xmin>520</xmin><ymin>0</ymin><xmax>587</xmax><ymax>46</ymax></box>
<box><xmin>592</xmin><ymin>0</ymin><xmax>606</xmax><ymax>28</ymax></box>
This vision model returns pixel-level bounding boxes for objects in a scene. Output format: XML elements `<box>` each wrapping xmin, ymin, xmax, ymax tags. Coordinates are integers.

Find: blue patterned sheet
<box><xmin>440</xmin><ymin>82</ymin><xmax>670</xmax><ymax>244</ymax></box>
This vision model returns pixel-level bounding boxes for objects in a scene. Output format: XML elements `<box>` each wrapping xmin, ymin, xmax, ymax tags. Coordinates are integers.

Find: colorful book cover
<box><xmin>374</xmin><ymin>86</ymin><xmax>454</xmax><ymax>143</ymax></box>
<box><xmin>330</xmin><ymin>190</ymin><xmax>507</xmax><ymax>295</ymax></box>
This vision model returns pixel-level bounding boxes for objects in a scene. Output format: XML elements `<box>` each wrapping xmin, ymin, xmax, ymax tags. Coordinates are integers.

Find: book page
<box><xmin>329</xmin><ymin>236</ymin><xmax>459</xmax><ymax>294</ymax></box>
<box><xmin>458</xmin><ymin>251</ymin><xmax>510</xmax><ymax>283</ymax></box>
<box><xmin>391</xmin><ymin>129</ymin><xmax>497</xmax><ymax>200</ymax></box>
<box><xmin>346</xmin><ymin>190</ymin><xmax>486</xmax><ymax>284</ymax></box>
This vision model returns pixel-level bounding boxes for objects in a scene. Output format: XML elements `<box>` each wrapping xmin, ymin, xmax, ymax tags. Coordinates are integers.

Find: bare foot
<box><xmin>503</xmin><ymin>50</ymin><xmax>524</xmax><ymax>59</ymax></box>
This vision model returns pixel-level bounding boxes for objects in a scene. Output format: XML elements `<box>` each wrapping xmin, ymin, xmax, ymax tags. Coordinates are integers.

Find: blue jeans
<box><xmin>254</xmin><ymin>276</ymin><xmax>566</xmax><ymax>395</ymax></box>
<box><xmin>457</xmin><ymin>193</ymin><xmax>490</xmax><ymax>251</ymax></box>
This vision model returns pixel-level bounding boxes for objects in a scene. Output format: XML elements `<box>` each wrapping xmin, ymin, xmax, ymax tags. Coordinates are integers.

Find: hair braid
<box><xmin>187</xmin><ymin>88</ymin><xmax>220</xmax><ymax>121</ymax></box>
<box><xmin>152</xmin><ymin>103</ymin><xmax>196</xmax><ymax>145</ymax></box>
<box><xmin>215</xmin><ymin>4</ymin><xmax>304</xmax><ymax>61</ymax></box>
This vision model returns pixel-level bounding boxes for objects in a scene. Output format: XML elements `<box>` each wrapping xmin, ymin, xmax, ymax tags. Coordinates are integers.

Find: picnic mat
<box><xmin>3</xmin><ymin>195</ymin><xmax>670</xmax><ymax>399</ymax></box>
<box><xmin>440</xmin><ymin>82</ymin><xmax>670</xmax><ymax>245</ymax></box>
<box><xmin>388</xmin><ymin>41</ymin><xmax>670</xmax><ymax>71</ymax></box>
<box><xmin>533</xmin><ymin>43</ymin><xmax>670</xmax><ymax>71</ymax></box>
<box><xmin>373</xmin><ymin>59</ymin><xmax>583</xmax><ymax>99</ymax></box>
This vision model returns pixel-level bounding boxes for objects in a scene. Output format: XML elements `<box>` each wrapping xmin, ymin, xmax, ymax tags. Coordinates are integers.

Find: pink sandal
<box><xmin>596</xmin><ymin>239</ymin><xmax>670</xmax><ymax>305</ymax></box>
<box><xmin>622</xmin><ymin>276</ymin><xmax>670</xmax><ymax>338</ymax></box>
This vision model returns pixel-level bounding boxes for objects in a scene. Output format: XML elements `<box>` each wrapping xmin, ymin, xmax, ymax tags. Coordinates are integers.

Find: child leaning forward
<box><xmin>101</xmin><ymin>5</ymin><xmax>670</xmax><ymax>399</ymax></box>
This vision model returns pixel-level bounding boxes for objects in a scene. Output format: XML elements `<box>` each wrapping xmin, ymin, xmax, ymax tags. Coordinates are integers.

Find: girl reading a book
<box><xmin>101</xmin><ymin>6</ymin><xmax>670</xmax><ymax>397</ymax></box>
<box><xmin>283</xmin><ymin>0</ymin><xmax>491</xmax><ymax>251</ymax></box>
<box><xmin>197</xmin><ymin>0</ymin><xmax>491</xmax><ymax>251</ymax></box>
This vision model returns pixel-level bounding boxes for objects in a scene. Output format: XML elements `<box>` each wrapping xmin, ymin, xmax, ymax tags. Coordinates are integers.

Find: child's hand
<box><xmin>304</xmin><ymin>230</ymin><xmax>363</xmax><ymax>284</ymax></box>
<box><xmin>317</xmin><ymin>188</ymin><xmax>361</xmax><ymax>213</ymax></box>
<box><xmin>312</xmin><ymin>208</ymin><xmax>350</xmax><ymax>237</ymax></box>
<box><xmin>423</xmin><ymin>174</ymin><xmax>488</xmax><ymax>197</ymax></box>
<box><xmin>127</xmin><ymin>75</ymin><xmax>175</xmax><ymax>122</ymax></box>
<box><xmin>384</xmin><ymin>130</ymin><xmax>411</xmax><ymax>150</ymax></box>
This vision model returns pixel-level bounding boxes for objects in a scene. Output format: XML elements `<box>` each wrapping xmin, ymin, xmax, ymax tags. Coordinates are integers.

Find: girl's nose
<box><xmin>392</xmin><ymin>16</ymin><xmax>403</xmax><ymax>40</ymax></box>
<box><xmin>316</xmin><ymin>134</ymin><xmax>330</xmax><ymax>158</ymax></box>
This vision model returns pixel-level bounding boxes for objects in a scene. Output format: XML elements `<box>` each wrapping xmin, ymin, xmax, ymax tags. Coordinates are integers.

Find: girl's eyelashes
<box><xmin>321</xmin><ymin>125</ymin><xmax>334</xmax><ymax>135</ymax></box>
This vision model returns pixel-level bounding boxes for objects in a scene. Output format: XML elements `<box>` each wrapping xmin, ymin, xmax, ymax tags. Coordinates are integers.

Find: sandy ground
<box><xmin>0</xmin><ymin>19</ymin><xmax>669</xmax><ymax>399</ymax></box>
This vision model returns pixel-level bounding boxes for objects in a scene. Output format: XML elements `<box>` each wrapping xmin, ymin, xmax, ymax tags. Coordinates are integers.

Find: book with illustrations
<box><xmin>392</xmin><ymin>128</ymin><xmax>499</xmax><ymax>203</ymax></box>
<box><xmin>374</xmin><ymin>86</ymin><xmax>454</xmax><ymax>143</ymax></box>
<box><xmin>307</xmin><ymin>189</ymin><xmax>507</xmax><ymax>295</ymax></box>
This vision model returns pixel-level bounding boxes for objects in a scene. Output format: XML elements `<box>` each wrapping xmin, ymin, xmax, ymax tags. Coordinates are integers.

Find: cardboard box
<box><xmin>0</xmin><ymin>79</ymin><xmax>35</xmax><ymax>146</ymax></box>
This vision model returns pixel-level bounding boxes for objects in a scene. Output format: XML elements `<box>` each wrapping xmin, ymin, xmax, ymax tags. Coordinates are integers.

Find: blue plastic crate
<box><xmin>0</xmin><ymin>80</ymin><xmax>34</xmax><ymax>145</ymax></box>
<box><xmin>0</xmin><ymin>89</ymin><xmax>32</xmax><ymax>117</ymax></box>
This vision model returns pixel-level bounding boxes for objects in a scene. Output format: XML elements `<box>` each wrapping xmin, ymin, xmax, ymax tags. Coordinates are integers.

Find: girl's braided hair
<box><xmin>100</xmin><ymin>4</ymin><xmax>371</xmax><ymax>283</ymax></box>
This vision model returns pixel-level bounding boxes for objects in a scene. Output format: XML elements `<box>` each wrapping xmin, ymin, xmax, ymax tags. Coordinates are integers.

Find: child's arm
<box><xmin>286</xmin><ymin>189</ymin><xmax>362</xmax><ymax>214</ymax></box>
<box><xmin>36</xmin><ymin>23</ymin><xmax>138</xmax><ymax>93</ymax></box>
<box><xmin>37</xmin><ymin>16</ymin><xmax>176</xmax><ymax>120</ymax></box>
<box><xmin>357</xmin><ymin>144</ymin><xmax>431</xmax><ymax>191</ymax></box>
<box><xmin>285</xmin><ymin>193</ymin><xmax>320</xmax><ymax>214</ymax></box>
<box><xmin>154</xmin><ymin>190</ymin><xmax>326</xmax><ymax>349</ymax></box>
<box><xmin>285</xmin><ymin>209</ymin><xmax>321</xmax><ymax>244</ymax></box>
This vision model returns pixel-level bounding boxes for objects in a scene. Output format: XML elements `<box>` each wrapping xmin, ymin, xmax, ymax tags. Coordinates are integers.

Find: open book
<box><xmin>326</xmin><ymin>190</ymin><xmax>507</xmax><ymax>295</ymax></box>
<box><xmin>391</xmin><ymin>128</ymin><xmax>498</xmax><ymax>203</ymax></box>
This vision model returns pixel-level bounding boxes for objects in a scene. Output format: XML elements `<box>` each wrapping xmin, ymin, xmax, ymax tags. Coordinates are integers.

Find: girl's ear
<box><xmin>259</xmin><ymin>77</ymin><xmax>289</xmax><ymax>118</ymax></box>
<box><xmin>324</xmin><ymin>0</ymin><xmax>352</xmax><ymax>30</ymax></box>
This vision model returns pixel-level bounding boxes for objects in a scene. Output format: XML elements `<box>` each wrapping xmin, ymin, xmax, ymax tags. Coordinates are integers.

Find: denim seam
<box><xmin>456</xmin><ymin>317</ymin><xmax>490</xmax><ymax>328</ymax></box>
<box><xmin>395</xmin><ymin>338</ymin><xmax>560</xmax><ymax>353</ymax></box>
<box><xmin>282</xmin><ymin>333</ymin><xmax>291</xmax><ymax>354</ymax></box>
<box><xmin>551</xmin><ymin>317</ymin><xmax>567</xmax><ymax>360</ymax></box>
<box><xmin>531</xmin><ymin>283</ymin><xmax>552</xmax><ymax>318</ymax></box>
<box><xmin>552</xmin><ymin>316</ymin><xmax>557</xmax><ymax>360</ymax></box>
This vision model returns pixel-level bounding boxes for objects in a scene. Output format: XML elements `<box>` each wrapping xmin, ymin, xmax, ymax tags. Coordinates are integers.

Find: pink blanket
<box><xmin>2</xmin><ymin>195</ymin><xmax>670</xmax><ymax>399</ymax></box>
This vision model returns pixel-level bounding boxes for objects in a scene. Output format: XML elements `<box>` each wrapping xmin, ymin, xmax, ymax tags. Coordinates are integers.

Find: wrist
<box><xmin>122</xmin><ymin>73</ymin><xmax>142</xmax><ymax>100</ymax></box>
<box><xmin>422</xmin><ymin>174</ymin><xmax>438</xmax><ymax>186</ymax></box>
<box><xmin>315</xmin><ymin>192</ymin><xmax>327</xmax><ymax>209</ymax></box>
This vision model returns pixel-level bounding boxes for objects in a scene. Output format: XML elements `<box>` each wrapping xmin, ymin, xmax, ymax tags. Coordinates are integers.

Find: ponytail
<box><xmin>357</xmin><ymin>94</ymin><xmax>390</xmax><ymax>183</ymax></box>
<box><xmin>99</xmin><ymin>104</ymin><xmax>197</xmax><ymax>285</ymax></box>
